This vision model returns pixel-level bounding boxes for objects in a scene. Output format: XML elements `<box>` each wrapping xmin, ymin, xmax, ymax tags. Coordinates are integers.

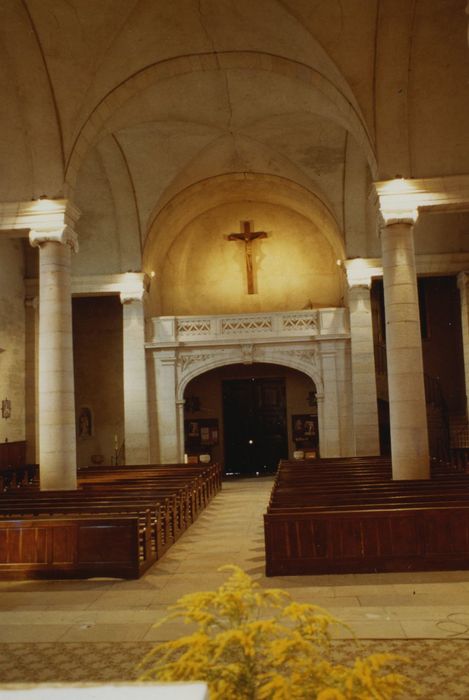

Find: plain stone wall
<box><xmin>0</xmin><ymin>238</ymin><xmax>25</xmax><ymax>442</ymax></box>
<box><xmin>72</xmin><ymin>296</ymin><xmax>124</xmax><ymax>467</ymax></box>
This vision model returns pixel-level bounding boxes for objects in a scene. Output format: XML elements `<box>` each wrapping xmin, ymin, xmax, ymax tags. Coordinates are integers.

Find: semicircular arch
<box><xmin>144</xmin><ymin>171</ymin><xmax>346</xmax><ymax>283</ymax></box>
<box><xmin>177</xmin><ymin>355</ymin><xmax>322</xmax><ymax>402</ymax></box>
<box><xmin>65</xmin><ymin>50</ymin><xmax>377</xmax><ymax>193</ymax></box>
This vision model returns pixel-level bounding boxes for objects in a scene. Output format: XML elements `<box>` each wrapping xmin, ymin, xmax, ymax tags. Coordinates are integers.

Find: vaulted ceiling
<box><xmin>1</xmin><ymin>0</ymin><xmax>468</xmax><ymax>286</ymax></box>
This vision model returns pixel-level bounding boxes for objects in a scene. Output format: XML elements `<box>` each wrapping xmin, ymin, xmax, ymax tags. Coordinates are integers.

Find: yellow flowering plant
<box><xmin>139</xmin><ymin>566</ymin><xmax>411</xmax><ymax>699</ymax></box>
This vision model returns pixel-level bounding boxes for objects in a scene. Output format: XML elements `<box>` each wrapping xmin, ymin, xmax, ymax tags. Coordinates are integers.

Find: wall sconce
<box><xmin>1</xmin><ymin>399</ymin><xmax>11</xmax><ymax>419</ymax></box>
<box><xmin>307</xmin><ymin>391</ymin><xmax>317</xmax><ymax>407</ymax></box>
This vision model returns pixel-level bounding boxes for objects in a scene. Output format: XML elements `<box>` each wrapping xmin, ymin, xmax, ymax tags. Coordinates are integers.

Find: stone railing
<box><xmin>147</xmin><ymin>308</ymin><xmax>349</xmax><ymax>346</ymax></box>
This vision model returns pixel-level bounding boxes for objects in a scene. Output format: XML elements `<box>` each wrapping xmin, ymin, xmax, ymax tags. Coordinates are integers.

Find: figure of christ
<box><xmin>228</xmin><ymin>221</ymin><xmax>268</xmax><ymax>294</ymax></box>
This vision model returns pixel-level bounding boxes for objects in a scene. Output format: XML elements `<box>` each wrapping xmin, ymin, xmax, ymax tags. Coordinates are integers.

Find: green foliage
<box><xmin>139</xmin><ymin>566</ymin><xmax>411</xmax><ymax>699</ymax></box>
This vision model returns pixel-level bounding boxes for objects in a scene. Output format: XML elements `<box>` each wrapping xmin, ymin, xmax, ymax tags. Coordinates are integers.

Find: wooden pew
<box><xmin>264</xmin><ymin>458</ymin><xmax>469</xmax><ymax>576</ymax></box>
<box><xmin>0</xmin><ymin>514</ymin><xmax>154</xmax><ymax>579</ymax></box>
<box><xmin>0</xmin><ymin>462</ymin><xmax>222</xmax><ymax>579</ymax></box>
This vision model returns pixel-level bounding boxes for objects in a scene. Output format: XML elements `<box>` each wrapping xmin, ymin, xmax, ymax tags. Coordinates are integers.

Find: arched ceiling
<box><xmin>144</xmin><ymin>173</ymin><xmax>344</xmax><ymax>274</ymax></box>
<box><xmin>1</xmin><ymin>0</ymin><xmax>468</xmax><ymax>275</ymax></box>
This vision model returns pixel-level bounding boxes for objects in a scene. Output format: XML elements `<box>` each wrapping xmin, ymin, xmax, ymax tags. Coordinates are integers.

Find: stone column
<box><xmin>457</xmin><ymin>272</ymin><xmax>469</xmax><ymax>419</ymax></box>
<box><xmin>24</xmin><ymin>296</ymin><xmax>39</xmax><ymax>464</ymax></box>
<box><xmin>153</xmin><ymin>350</ymin><xmax>179</xmax><ymax>463</ymax></box>
<box><xmin>318</xmin><ymin>342</ymin><xmax>341</xmax><ymax>457</ymax></box>
<box><xmin>347</xmin><ymin>279</ymin><xmax>380</xmax><ymax>456</ymax></box>
<box><xmin>120</xmin><ymin>292</ymin><xmax>150</xmax><ymax>464</ymax></box>
<box><xmin>176</xmin><ymin>399</ymin><xmax>186</xmax><ymax>462</ymax></box>
<box><xmin>30</xmin><ymin>227</ymin><xmax>78</xmax><ymax>490</ymax></box>
<box><xmin>381</xmin><ymin>219</ymin><xmax>430</xmax><ymax>479</ymax></box>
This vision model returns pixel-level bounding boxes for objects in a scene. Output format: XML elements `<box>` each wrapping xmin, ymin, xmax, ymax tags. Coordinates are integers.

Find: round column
<box><xmin>381</xmin><ymin>220</ymin><xmax>429</xmax><ymax>479</ymax></box>
<box><xmin>30</xmin><ymin>227</ymin><xmax>78</xmax><ymax>490</ymax></box>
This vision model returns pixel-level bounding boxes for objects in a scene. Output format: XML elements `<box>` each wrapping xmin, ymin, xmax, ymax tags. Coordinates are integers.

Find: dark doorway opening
<box><xmin>222</xmin><ymin>377</ymin><xmax>288</xmax><ymax>475</ymax></box>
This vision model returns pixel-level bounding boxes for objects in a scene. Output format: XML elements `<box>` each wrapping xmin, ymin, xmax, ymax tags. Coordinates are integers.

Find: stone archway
<box><xmin>183</xmin><ymin>362</ymin><xmax>318</xmax><ymax>474</ymax></box>
<box><xmin>146</xmin><ymin>307</ymin><xmax>354</xmax><ymax>464</ymax></box>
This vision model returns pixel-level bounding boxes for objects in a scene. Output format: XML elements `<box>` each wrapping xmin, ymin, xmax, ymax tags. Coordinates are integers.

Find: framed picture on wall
<box><xmin>185</xmin><ymin>419</ymin><xmax>219</xmax><ymax>450</ymax></box>
<box><xmin>292</xmin><ymin>414</ymin><xmax>317</xmax><ymax>447</ymax></box>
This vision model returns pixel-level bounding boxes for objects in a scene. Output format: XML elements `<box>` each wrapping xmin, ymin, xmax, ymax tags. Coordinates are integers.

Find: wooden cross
<box><xmin>228</xmin><ymin>221</ymin><xmax>267</xmax><ymax>294</ymax></box>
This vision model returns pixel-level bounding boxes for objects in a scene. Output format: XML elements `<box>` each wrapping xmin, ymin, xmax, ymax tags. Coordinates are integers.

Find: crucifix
<box><xmin>228</xmin><ymin>221</ymin><xmax>267</xmax><ymax>294</ymax></box>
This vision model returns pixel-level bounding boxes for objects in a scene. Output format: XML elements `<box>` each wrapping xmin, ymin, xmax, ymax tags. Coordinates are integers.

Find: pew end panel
<box><xmin>264</xmin><ymin>507</ymin><xmax>469</xmax><ymax>577</ymax></box>
<box><xmin>0</xmin><ymin>516</ymin><xmax>155</xmax><ymax>580</ymax></box>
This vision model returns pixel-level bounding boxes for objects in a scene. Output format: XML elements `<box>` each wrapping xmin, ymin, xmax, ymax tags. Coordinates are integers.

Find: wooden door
<box><xmin>222</xmin><ymin>377</ymin><xmax>288</xmax><ymax>475</ymax></box>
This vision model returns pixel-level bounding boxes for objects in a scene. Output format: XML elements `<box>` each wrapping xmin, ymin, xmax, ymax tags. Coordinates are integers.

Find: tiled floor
<box><xmin>2</xmin><ymin>477</ymin><xmax>469</xmax><ymax>696</ymax></box>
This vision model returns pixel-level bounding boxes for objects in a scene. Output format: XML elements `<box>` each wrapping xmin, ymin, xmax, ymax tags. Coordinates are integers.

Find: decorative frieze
<box><xmin>177</xmin><ymin>353</ymin><xmax>215</xmax><ymax>372</ymax></box>
<box><xmin>148</xmin><ymin>309</ymin><xmax>346</xmax><ymax>346</ymax></box>
<box><xmin>177</xmin><ymin>319</ymin><xmax>212</xmax><ymax>335</ymax></box>
<box><xmin>282</xmin><ymin>313</ymin><xmax>318</xmax><ymax>332</ymax></box>
<box><xmin>221</xmin><ymin>316</ymin><xmax>272</xmax><ymax>334</ymax></box>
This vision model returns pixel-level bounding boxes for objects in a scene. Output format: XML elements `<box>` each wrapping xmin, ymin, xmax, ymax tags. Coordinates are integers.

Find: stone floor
<box><xmin>2</xmin><ymin>477</ymin><xmax>469</xmax><ymax>697</ymax></box>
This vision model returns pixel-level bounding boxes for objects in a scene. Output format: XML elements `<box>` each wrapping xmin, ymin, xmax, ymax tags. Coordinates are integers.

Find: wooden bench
<box><xmin>0</xmin><ymin>462</ymin><xmax>222</xmax><ymax>579</ymax></box>
<box><xmin>0</xmin><ymin>513</ymin><xmax>155</xmax><ymax>579</ymax></box>
<box><xmin>264</xmin><ymin>458</ymin><xmax>469</xmax><ymax>576</ymax></box>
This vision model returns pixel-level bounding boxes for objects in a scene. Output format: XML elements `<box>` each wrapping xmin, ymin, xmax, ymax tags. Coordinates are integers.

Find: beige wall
<box><xmin>0</xmin><ymin>238</ymin><xmax>25</xmax><ymax>442</ymax></box>
<box><xmin>184</xmin><ymin>362</ymin><xmax>316</xmax><ymax>467</ymax></box>
<box><xmin>159</xmin><ymin>201</ymin><xmax>342</xmax><ymax>316</ymax></box>
<box><xmin>414</xmin><ymin>211</ymin><xmax>469</xmax><ymax>255</ymax></box>
<box><xmin>72</xmin><ymin>296</ymin><xmax>124</xmax><ymax>467</ymax></box>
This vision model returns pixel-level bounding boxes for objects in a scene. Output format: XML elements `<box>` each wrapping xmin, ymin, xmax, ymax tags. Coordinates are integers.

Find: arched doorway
<box><xmin>183</xmin><ymin>363</ymin><xmax>317</xmax><ymax>475</ymax></box>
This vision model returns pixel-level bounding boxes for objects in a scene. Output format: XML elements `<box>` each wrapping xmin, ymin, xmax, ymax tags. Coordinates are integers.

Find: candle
<box><xmin>114</xmin><ymin>434</ymin><xmax>118</xmax><ymax>449</ymax></box>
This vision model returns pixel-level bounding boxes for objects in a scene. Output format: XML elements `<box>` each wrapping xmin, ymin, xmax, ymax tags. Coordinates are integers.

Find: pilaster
<box><xmin>345</xmin><ymin>263</ymin><xmax>380</xmax><ymax>456</ymax></box>
<box><xmin>24</xmin><ymin>296</ymin><xmax>39</xmax><ymax>464</ymax></box>
<box><xmin>153</xmin><ymin>350</ymin><xmax>179</xmax><ymax>463</ymax></box>
<box><xmin>318</xmin><ymin>342</ymin><xmax>341</xmax><ymax>457</ymax></box>
<box><xmin>120</xmin><ymin>289</ymin><xmax>151</xmax><ymax>464</ymax></box>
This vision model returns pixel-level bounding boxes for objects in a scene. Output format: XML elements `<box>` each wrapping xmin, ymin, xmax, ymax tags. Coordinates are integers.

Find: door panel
<box><xmin>223</xmin><ymin>378</ymin><xmax>288</xmax><ymax>475</ymax></box>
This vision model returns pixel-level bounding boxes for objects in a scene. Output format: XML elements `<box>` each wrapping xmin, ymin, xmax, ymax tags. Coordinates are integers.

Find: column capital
<box><xmin>120</xmin><ymin>289</ymin><xmax>147</xmax><ymax>304</ymax></box>
<box><xmin>0</xmin><ymin>198</ymin><xmax>80</xmax><ymax>235</ymax></box>
<box><xmin>374</xmin><ymin>179</ymin><xmax>420</xmax><ymax>225</ymax></box>
<box><xmin>344</xmin><ymin>259</ymin><xmax>375</xmax><ymax>289</ymax></box>
<box><xmin>375</xmin><ymin>174</ymin><xmax>469</xmax><ymax>226</ymax></box>
<box><xmin>119</xmin><ymin>273</ymin><xmax>150</xmax><ymax>305</ymax></box>
<box><xmin>30</xmin><ymin>225</ymin><xmax>79</xmax><ymax>252</ymax></box>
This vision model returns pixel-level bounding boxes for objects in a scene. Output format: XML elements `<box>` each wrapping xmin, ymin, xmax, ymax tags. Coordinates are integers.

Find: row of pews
<box><xmin>0</xmin><ymin>462</ymin><xmax>221</xmax><ymax>580</ymax></box>
<box><xmin>264</xmin><ymin>456</ymin><xmax>469</xmax><ymax>576</ymax></box>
